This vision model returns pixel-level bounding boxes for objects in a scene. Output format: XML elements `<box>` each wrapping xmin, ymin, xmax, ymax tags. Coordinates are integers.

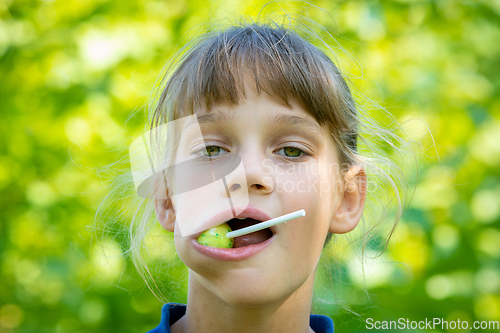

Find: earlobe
<box><xmin>154</xmin><ymin>198</ymin><xmax>176</xmax><ymax>232</ymax></box>
<box><xmin>330</xmin><ymin>164</ymin><xmax>367</xmax><ymax>234</ymax></box>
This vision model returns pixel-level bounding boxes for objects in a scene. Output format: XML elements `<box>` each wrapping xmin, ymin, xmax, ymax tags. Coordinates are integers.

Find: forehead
<box><xmin>188</xmin><ymin>91</ymin><xmax>326</xmax><ymax>139</ymax></box>
<box><xmin>189</xmin><ymin>110</ymin><xmax>324</xmax><ymax>138</ymax></box>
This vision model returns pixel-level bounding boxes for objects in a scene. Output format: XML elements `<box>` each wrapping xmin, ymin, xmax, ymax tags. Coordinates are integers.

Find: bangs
<box><xmin>155</xmin><ymin>23</ymin><xmax>357</xmax><ymax>155</ymax></box>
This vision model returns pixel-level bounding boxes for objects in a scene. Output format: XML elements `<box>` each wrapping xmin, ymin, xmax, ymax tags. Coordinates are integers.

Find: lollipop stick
<box><xmin>226</xmin><ymin>209</ymin><xmax>306</xmax><ymax>238</ymax></box>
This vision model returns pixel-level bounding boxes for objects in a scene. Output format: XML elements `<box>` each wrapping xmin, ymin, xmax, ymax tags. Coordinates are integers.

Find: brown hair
<box><xmin>151</xmin><ymin>23</ymin><xmax>357</xmax><ymax>168</ymax></box>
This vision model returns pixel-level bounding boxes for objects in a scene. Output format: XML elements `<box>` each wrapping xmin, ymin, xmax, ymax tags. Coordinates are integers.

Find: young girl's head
<box><xmin>146</xmin><ymin>22</ymin><xmax>368</xmax><ymax>307</ymax></box>
<box><xmin>102</xmin><ymin>18</ymin><xmax>407</xmax><ymax>312</ymax></box>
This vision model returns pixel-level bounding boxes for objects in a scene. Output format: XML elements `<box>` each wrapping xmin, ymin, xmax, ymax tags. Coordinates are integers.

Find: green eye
<box><xmin>283</xmin><ymin>147</ymin><xmax>301</xmax><ymax>157</ymax></box>
<box><xmin>278</xmin><ymin>146</ymin><xmax>305</xmax><ymax>158</ymax></box>
<box><xmin>201</xmin><ymin>146</ymin><xmax>226</xmax><ymax>157</ymax></box>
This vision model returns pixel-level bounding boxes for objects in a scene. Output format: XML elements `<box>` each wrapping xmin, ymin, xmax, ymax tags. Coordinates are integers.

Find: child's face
<box><xmin>158</xmin><ymin>87</ymin><xmax>361</xmax><ymax>307</ymax></box>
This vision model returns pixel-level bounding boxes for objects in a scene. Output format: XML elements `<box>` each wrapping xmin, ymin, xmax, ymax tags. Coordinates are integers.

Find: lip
<box><xmin>190</xmin><ymin>206</ymin><xmax>276</xmax><ymax>261</ymax></box>
<box><xmin>191</xmin><ymin>233</ymin><xmax>276</xmax><ymax>261</ymax></box>
<box><xmin>190</xmin><ymin>206</ymin><xmax>274</xmax><ymax>239</ymax></box>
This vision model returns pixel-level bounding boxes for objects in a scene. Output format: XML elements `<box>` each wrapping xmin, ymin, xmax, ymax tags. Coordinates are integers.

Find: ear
<box><xmin>330</xmin><ymin>164</ymin><xmax>367</xmax><ymax>234</ymax></box>
<box><xmin>154</xmin><ymin>197</ymin><xmax>176</xmax><ymax>232</ymax></box>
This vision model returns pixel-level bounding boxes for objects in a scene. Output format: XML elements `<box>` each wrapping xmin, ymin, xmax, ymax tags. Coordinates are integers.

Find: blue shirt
<box><xmin>147</xmin><ymin>303</ymin><xmax>334</xmax><ymax>333</ymax></box>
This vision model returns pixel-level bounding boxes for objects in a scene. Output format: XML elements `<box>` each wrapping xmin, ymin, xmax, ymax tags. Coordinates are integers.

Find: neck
<box><xmin>171</xmin><ymin>269</ymin><xmax>317</xmax><ymax>333</ymax></box>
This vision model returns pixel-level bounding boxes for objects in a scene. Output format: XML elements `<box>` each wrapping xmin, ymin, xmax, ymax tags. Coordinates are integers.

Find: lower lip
<box><xmin>191</xmin><ymin>234</ymin><xmax>276</xmax><ymax>261</ymax></box>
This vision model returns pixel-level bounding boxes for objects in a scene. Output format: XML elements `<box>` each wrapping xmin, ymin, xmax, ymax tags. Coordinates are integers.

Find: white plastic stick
<box><xmin>226</xmin><ymin>209</ymin><xmax>306</xmax><ymax>238</ymax></box>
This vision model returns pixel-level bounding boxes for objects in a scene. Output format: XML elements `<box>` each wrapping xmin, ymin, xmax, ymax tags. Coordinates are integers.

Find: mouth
<box><xmin>226</xmin><ymin>218</ymin><xmax>274</xmax><ymax>248</ymax></box>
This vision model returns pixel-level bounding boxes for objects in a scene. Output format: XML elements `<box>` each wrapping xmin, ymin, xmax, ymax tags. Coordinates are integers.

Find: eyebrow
<box><xmin>186</xmin><ymin>111</ymin><xmax>323</xmax><ymax>137</ymax></box>
<box><xmin>185</xmin><ymin>111</ymin><xmax>235</xmax><ymax>129</ymax></box>
<box><xmin>269</xmin><ymin>113</ymin><xmax>323</xmax><ymax>137</ymax></box>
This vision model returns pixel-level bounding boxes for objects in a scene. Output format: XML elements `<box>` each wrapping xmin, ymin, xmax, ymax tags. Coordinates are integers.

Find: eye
<box><xmin>275</xmin><ymin>146</ymin><xmax>309</xmax><ymax>160</ymax></box>
<box><xmin>196</xmin><ymin>145</ymin><xmax>229</xmax><ymax>158</ymax></box>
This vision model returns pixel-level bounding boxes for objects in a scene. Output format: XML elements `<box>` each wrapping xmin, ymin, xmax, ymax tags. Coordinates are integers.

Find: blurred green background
<box><xmin>1</xmin><ymin>0</ymin><xmax>500</xmax><ymax>332</ymax></box>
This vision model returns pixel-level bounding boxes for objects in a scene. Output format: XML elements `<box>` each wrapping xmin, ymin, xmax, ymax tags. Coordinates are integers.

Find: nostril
<box><xmin>229</xmin><ymin>184</ymin><xmax>241</xmax><ymax>191</ymax></box>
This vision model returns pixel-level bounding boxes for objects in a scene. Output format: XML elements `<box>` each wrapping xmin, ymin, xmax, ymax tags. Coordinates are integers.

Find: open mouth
<box><xmin>226</xmin><ymin>218</ymin><xmax>274</xmax><ymax>248</ymax></box>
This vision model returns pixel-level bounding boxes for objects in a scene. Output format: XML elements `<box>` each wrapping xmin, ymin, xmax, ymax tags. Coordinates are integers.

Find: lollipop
<box><xmin>196</xmin><ymin>209</ymin><xmax>306</xmax><ymax>248</ymax></box>
<box><xmin>196</xmin><ymin>223</ymin><xmax>234</xmax><ymax>248</ymax></box>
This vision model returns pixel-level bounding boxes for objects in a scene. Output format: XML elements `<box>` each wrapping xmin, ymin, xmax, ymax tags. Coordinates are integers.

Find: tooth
<box><xmin>237</xmin><ymin>217</ymin><xmax>246</xmax><ymax>220</ymax></box>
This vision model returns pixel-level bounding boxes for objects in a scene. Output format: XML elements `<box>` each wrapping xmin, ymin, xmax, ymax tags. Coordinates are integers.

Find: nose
<box><xmin>222</xmin><ymin>150</ymin><xmax>274</xmax><ymax>197</ymax></box>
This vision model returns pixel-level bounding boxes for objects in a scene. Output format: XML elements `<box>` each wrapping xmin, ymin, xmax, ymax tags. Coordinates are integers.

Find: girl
<box><xmin>117</xmin><ymin>17</ymin><xmax>406</xmax><ymax>333</ymax></box>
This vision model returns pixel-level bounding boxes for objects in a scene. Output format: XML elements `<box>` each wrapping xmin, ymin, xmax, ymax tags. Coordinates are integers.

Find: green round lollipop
<box><xmin>196</xmin><ymin>223</ymin><xmax>234</xmax><ymax>248</ymax></box>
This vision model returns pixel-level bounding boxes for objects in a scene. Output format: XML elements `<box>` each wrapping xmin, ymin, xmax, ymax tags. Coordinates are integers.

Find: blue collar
<box><xmin>147</xmin><ymin>303</ymin><xmax>334</xmax><ymax>333</ymax></box>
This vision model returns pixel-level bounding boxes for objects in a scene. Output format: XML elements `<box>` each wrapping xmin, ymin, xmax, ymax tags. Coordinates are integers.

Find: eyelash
<box><xmin>275</xmin><ymin>145</ymin><xmax>311</xmax><ymax>160</ymax></box>
<box><xmin>195</xmin><ymin>145</ymin><xmax>229</xmax><ymax>159</ymax></box>
<box><xmin>195</xmin><ymin>144</ymin><xmax>310</xmax><ymax>161</ymax></box>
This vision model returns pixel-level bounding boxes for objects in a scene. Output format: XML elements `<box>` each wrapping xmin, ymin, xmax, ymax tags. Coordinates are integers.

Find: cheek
<box><xmin>274</xmin><ymin>166</ymin><xmax>335</xmax><ymax>208</ymax></box>
<box><xmin>174</xmin><ymin>236</ymin><xmax>206</xmax><ymax>274</ymax></box>
<box><xmin>274</xmin><ymin>166</ymin><xmax>338</xmax><ymax>248</ymax></box>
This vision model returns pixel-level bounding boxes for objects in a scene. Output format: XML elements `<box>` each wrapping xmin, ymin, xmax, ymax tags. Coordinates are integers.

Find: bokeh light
<box><xmin>1</xmin><ymin>0</ymin><xmax>499</xmax><ymax>331</ymax></box>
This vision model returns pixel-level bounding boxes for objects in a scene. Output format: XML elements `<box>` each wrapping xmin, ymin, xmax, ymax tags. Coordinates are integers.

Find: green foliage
<box><xmin>1</xmin><ymin>0</ymin><xmax>499</xmax><ymax>331</ymax></box>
